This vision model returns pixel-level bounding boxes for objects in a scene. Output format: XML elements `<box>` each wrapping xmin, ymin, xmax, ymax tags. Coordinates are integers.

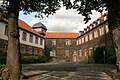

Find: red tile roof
<box><xmin>18</xmin><ymin>19</ymin><xmax>44</xmax><ymax>38</ymax></box>
<box><xmin>45</xmin><ymin>32</ymin><xmax>79</xmax><ymax>39</ymax></box>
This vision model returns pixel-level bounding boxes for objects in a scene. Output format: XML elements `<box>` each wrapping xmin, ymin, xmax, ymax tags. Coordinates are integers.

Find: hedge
<box><xmin>21</xmin><ymin>55</ymin><xmax>47</xmax><ymax>64</ymax></box>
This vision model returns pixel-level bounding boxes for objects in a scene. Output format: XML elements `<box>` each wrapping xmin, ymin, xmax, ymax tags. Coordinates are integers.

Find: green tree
<box><xmin>0</xmin><ymin>0</ymin><xmax>120</xmax><ymax>80</ymax></box>
<box><xmin>93</xmin><ymin>46</ymin><xmax>116</xmax><ymax>64</ymax></box>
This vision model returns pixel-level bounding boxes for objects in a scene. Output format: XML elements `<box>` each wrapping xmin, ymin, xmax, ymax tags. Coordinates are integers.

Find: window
<box><xmin>4</xmin><ymin>25</ymin><xmax>8</xmax><ymax>36</ymax></box>
<box><xmin>89</xmin><ymin>33</ymin><xmax>93</xmax><ymax>40</ymax></box>
<box><xmin>99</xmin><ymin>26</ymin><xmax>104</xmax><ymax>35</ymax></box>
<box><xmin>50</xmin><ymin>50</ymin><xmax>56</xmax><ymax>57</ymax></box>
<box><xmin>29</xmin><ymin>34</ymin><xmax>33</xmax><ymax>43</ymax></box>
<box><xmin>89</xmin><ymin>47</ymin><xmax>93</xmax><ymax>56</ymax></box>
<box><xmin>22</xmin><ymin>32</ymin><xmax>27</xmax><ymax>41</ymax></box>
<box><xmin>84</xmin><ymin>49</ymin><xmax>87</xmax><ymax>57</ymax></box>
<box><xmin>79</xmin><ymin>38</ymin><xmax>81</xmax><ymax>44</ymax></box>
<box><xmin>66</xmin><ymin>40</ymin><xmax>71</xmax><ymax>45</ymax></box>
<box><xmin>82</xmin><ymin>37</ymin><xmax>84</xmax><ymax>43</ymax></box>
<box><xmin>85</xmin><ymin>35</ymin><xmax>88</xmax><ymax>42</ymax></box>
<box><xmin>34</xmin><ymin>48</ymin><xmax>38</xmax><ymax>54</ymax></box>
<box><xmin>3</xmin><ymin>44</ymin><xmax>7</xmax><ymax>52</ymax></box>
<box><xmin>105</xmin><ymin>24</ymin><xmax>109</xmax><ymax>33</ymax></box>
<box><xmin>65</xmin><ymin>50</ymin><xmax>69</xmax><ymax>56</ymax></box>
<box><xmin>21</xmin><ymin>46</ymin><xmax>26</xmax><ymax>54</ymax></box>
<box><xmin>79</xmin><ymin>50</ymin><xmax>82</xmax><ymax>57</ymax></box>
<box><xmin>94</xmin><ymin>30</ymin><xmax>98</xmax><ymax>38</ymax></box>
<box><xmin>76</xmin><ymin>40</ymin><xmax>79</xmax><ymax>45</ymax></box>
<box><xmin>35</xmin><ymin>36</ymin><xmax>38</xmax><ymax>44</ymax></box>
<box><xmin>52</xmin><ymin>40</ymin><xmax>56</xmax><ymax>46</ymax></box>
<box><xmin>40</xmin><ymin>38</ymin><xmax>43</xmax><ymax>45</ymax></box>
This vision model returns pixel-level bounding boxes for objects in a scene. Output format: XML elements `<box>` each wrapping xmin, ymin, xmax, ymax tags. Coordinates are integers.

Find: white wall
<box><xmin>19</xmin><ymin>30</ymin><xmax>44</xmax><ymax>49</ymax></box>
<box><xmin>0</xmin><ymin>22</ymin><xmax>44</xmax><ymax>49</ymax></box>
<box><xmin>0</xmin><ymin>22</ymin><xmax>8</xmax><ymax>40</ymax></box>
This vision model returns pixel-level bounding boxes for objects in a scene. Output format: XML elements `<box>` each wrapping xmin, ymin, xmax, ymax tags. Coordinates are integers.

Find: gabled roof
<box><xmin>18</xmin><ymin>19</ymin><xmax>44</xmax><ymax>38</ymax></box>
<box><xmin>45</xmin><ymin>32</ymin><xmax>79</xmax><ymax>39</ymax></box>
<box><xmin>32</xmin><ymin>22</ymin><xmax>47</xmax><ymax>30</ymax></box>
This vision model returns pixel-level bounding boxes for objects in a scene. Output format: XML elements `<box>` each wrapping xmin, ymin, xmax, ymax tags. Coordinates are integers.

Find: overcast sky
<box><xmin>19</xmin><ymin>7</ymin><xmax>101</xmax><ymax>32</ymax></box>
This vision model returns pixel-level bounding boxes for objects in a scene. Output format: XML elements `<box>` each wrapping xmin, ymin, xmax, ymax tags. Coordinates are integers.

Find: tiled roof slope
<box><xmin>18</xmin><ymin>19</ymin><xmax>44</xmax><ymax>38</ymax></box>
<box><xmin>45</xmin><ymin>32</ymin><xmax>79</xmax><ymax>39</ymax></box>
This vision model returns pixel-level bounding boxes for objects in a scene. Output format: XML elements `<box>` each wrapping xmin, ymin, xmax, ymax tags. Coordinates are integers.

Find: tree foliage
<box><xmin>0</xmin><ymin>0</ymin><xmax>119</xmax><ymax>80</ymax></box>
<box><xmin>93</xmin><ymin>46</ymin><xmax>116</xmax><ymax>64</ymax></box>
<box><xmin>0</xmin><ymin>0</ymin><xmax>107</xmax><ymax>23</ymax></box>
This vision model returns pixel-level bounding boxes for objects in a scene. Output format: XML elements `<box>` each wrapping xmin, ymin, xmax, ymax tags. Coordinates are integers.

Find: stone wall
<box><xmin>45</xmin><ymin>38</ymin><xmax>77</xmax><ymax>62</ymax></box>
<box><xmin>77</xmin><ymin>33</ymin><xmax>115</xmax><ymax>63</ymax></box>
<box><xmin>0</xmin><ymin>39</ymin><xmax>44</xmax><ymax>59</ymax></box>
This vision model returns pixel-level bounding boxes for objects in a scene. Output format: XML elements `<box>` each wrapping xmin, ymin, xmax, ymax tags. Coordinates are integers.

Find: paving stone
<box><xmin>22</xmin><ymin>63</ymin><xmax>116</xmax><ymax>80</ymax></box>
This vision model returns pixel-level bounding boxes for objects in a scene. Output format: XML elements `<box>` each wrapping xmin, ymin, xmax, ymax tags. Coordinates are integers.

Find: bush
<box><xmin>0</xmin><ymin>64</ymin><xmax>5</xmax><ymax>70</ymax></box>
<box><xmin>21</xmin><ymin>55</ymin><xmax>47</xmax><ymax>64</ymax></box>
<box><xmin>0</xmin><ymin>57</ymin><xmax>6</xmax><ymax>64</ymax></box>
<box><xmin>93</xmin><ymin>46</ymin><xmax>116</xmax><ymax>64</ymax></box>
<box><xmin>107</xmin><ymin>56</ymin><xmax>116</xmax><ymax>64</ymax></box>
<box><xmin>66</xmin><ymin>60</ymin><xmax>70</xmax><ymax>62</ymax></box>
<box><xmin>0</xmin><ymin>64</ymin><xmax>5</xmax><ymax>79</ymax></box>
<box><xmin>93</xmin><ymin>47</ymin><xmax>105</xmax><ymax>64</ymax></box>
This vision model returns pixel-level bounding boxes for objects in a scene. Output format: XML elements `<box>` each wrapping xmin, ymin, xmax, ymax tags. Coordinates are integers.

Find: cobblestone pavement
<box><xmin>22</xmin><ymin>63</ymin><xmax>117</xmax><ymax>80</ymax></box>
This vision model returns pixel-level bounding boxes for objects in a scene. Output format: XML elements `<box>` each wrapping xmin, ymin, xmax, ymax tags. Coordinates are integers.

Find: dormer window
<box><xmin>95</xmin><ymin>22</ymin><xmax>98</xmax><ymax>26</ymax></box>
<box><xmin>98</xmin><ymin>20</ymin><xmax>100</xmax><ymax>25</ymax></box>
<box><xmin>87</xmin><ymin>27</ymin><xmax>90</xmax><ymax>31</ymax></box>
<box><xmin>90</xmin><ymin>25</ymin><xmax>92</xmax><ymax>29</ymax></box>
<box><xmin>84</xmin><ymin>28</ymin><xmax>87</xmax><ymax>33</ymax></box>
<box><xmin>100</xmin><ymin>20</ymin><xmax>103</xmax><ymax>24</ymax></box>
<box><xmin>93</xmin><ymin>23</ymin><xmax>96</xmax><ymax>27</ymax></box>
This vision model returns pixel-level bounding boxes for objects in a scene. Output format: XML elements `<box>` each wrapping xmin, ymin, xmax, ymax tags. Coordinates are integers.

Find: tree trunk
<box><xmin>107</xmin><ymin>0</ymin><xmax>120</xmax><ymax>70</ymax></box>
<box><xmin>2</xmin><ymin>1</ymin><xmax>21</xmax><ymax>80</ymax></box>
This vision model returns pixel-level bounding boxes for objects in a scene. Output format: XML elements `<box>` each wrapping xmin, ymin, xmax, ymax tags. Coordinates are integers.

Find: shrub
<box><xmin>21</xmin><ymin>55</ymin><xmax>47</xmax><ymax>64</ymax></box>
<box><xmin>107</xmin><ymin>56</ymin><xmax>116</xmax><ymax>64</ymax></box>
<box><xmin>93</xmin><ymin>46</ymin><xmax>116</xmax><ymax>64</ymax></box>
<box><xmin>39</xmin><ymin>56</ymin><xmax>47</xmax><ymax>63</ymax></box>
<box><xmin>0</xmin><ymin>64</ymin><xmax>5</xmax><ymax>78</ymax></box>
<box><xmin>93</xmin><ymin>47</ymin><xmax>105</xmax><ymax>64</ymax></box>
<box><xmin>66</xmin><ymin>60</ymin><xmax>70</xmax><ymax>62</ymax></box>
<box><xmin>0</xmin><ymin>57</ymin><xmax>6</xmax><ymax>64</ymax></box>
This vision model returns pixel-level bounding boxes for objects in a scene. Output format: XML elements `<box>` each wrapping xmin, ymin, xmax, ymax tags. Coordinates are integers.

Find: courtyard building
<box><xmin>76</xmin><ymin>12</ymin><xmax>116</xmax><ymax>63</ymax></box>
<box><xmin>0</xmin><ymin>19</ymin><xmax>46</xmax><ymax>58</ymax></box>
<box><xmin>45</xmin><ymin>32</ymin><xmax>79</xmax><ymax>62</ymax></box>
<box><xmin>45</xmin><ymin>12</ymin><xmax>116</xmax><ymax>64</ymax></box>
<box><xmin>0</xmin><ymin>11</ymin><xmax>116</xmax><ymax>64</ymax></box>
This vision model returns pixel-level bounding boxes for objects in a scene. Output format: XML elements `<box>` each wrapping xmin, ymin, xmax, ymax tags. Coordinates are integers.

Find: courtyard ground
<box><xmin>22</xmin><ymin>63</ymin><xmax>117</xmax><ymax>80</ymax></box>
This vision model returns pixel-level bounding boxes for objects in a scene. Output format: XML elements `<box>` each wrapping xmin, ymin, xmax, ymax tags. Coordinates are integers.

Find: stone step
<box><xmin>30</xmin><ymin>71</ymin><xmax>112</xmax><ymax>80</ymax></box>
